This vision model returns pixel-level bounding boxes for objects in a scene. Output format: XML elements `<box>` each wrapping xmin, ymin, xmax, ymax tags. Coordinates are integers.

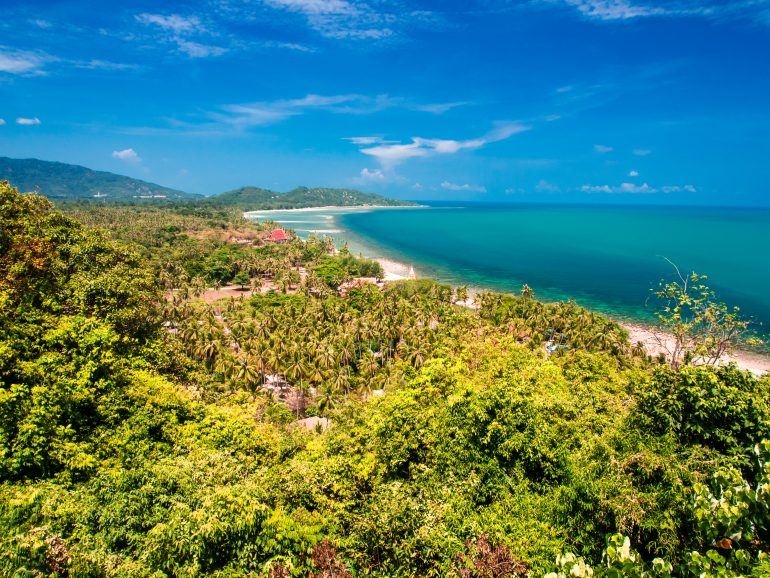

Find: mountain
<box><xmin>0</xmin><ymin>157</ymin><xmax>200</xmax><ymax>202</ymax></box>
<box><xmin>206</xmin><ymin>185</ymin><xmax>415</xmax><ymax>210</ymax></box>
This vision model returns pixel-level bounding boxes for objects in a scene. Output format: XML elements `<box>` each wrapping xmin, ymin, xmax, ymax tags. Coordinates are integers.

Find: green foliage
<box><xmin>635</xmin><ymin>365</ymin><xmax>770</xmax><ymax>453</ymax></box>
<box><xmin>312</xmin><ymin>252</ymin><xmax>384</xmax><ymax>288</ymax></box>
<box><xmin>2</xmin><ymin>181</ymin><xmax>770</xmax><ymax>577</ymax></box>
<box><xmin>544</xmin><ymin>440</ymin><xmax>770</xmax><ymax>577</ymax></box>
<box><xmin>652</xmin><ymin>268</ymin><xmax>762</xmax><ymax>367</ymax></box>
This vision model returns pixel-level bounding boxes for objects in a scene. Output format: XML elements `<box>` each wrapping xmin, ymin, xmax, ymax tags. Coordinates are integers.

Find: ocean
<box><xmin>246</xmin><ymin>203</ymin><xmax>770</xmax><ymax>340</ymax></box>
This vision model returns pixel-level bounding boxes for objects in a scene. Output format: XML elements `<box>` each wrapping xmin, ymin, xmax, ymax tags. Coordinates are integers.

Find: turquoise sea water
<box><xmin>248</xmin><ymin>203</ymin><xmax>770</xmax><ymax>340</ymax></box>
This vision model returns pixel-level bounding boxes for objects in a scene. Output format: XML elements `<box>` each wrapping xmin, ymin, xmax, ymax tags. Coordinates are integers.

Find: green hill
<box><xmin>207</xmin><ymin>185</ymin><xmax>414</xmax><ymax>210</ymax></box>
<box><xmin>0</xmin><ymin>156</ymin><xmax>200</xmax><ymax>202</ymax></box>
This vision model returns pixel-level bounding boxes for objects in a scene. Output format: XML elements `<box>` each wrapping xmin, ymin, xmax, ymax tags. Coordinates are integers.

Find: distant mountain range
<box><xmin>0</xmin><ymin>157</ymin><xmax>413</xmax><ymax>208</ymax></box>
<box><xmin>0</xmin><ymin>157</ymin><xmax>200</xmax><ymax>202</ymax></box>
<box><xmin>207</xmin><ymin>185</ymin><xmax>414</xmax><ymax>209</ymax></box>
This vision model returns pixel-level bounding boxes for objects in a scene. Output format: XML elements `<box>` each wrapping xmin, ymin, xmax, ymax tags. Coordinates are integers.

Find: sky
<box><xmin>1</xmin><ymin>0</ymin><xmax>769</xmax><ymax>205</ymax></box>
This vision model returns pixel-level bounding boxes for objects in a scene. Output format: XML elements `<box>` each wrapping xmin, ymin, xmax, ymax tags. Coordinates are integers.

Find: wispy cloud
<box><xmin>344</xmin><ymin>136</ymin><xmax>396</xmax><ymax>145</ymax></box>
<box><xmin>0</xmin><ymin>46</ymin><xmax>50</xmax><ymax>76</ymax></box>
<box><xmin>581</xmin><ymin>182</ymin><xmax>696</xmax><ymax>193</ymax></box>
<box><xmin>355</xmin><ymin>122</ymin><xmax>531</xmax><ymax>167</ymax></box>
<box><xmin>257</xmin><ymin>0</ymin><xmax>445</xmax><ymax>41</ymax></box>
<box><xmin>213</xmin><ymin>94</ymin><xmax>467</xmax><ymax>129</ymax></box>
<box><xmin>135</xmin><ymin>13</ymin><xmax>227</xmax><ymax>58</ymax></box>
<box><xmin>441</xmin><ymin>181</ymin><xmax>487</xmax><ymax>193</ymax></box>
<box><xmin>552</xmin><ymin>0</ymin><xmax>666</xmax><ymax>21</ymax></box>
<box><xmin>135</xmin><ymin>13</ymin><xmax>205</xmax><ymax>34</ymax></box>
<box><xmin>0</xmin><ymin>118</ymin><xmax>6</xmax><ymax>126</ymax></box>
<box><xmin>629</xmin><ymin>169</ymin><xmax>639</xmax><ymax>176</ymax></box>
<box><xmin>543</xmin><ymin>0</ymin><xmax>770</xmax><ymax>25</ymax></box>
<box><xmin>262</xmin><ymin>0</ymin><xmax>396</xmax><ymax>40</ymax></box>
<box><xmin>112</xmin><ymin>148</ymin><xmax>141</xmax><ymax>163</ymax></box>
<box><xmin>536</xmin><ymin>179</ymin><xmax>561</xmax><ymax>192</ymax></box>
<box><xmin>594</xmin><ymin>144</ymin><xmax>613</xmax><ymax>153</ymax></box>
<box><xmin>16</xmin><ymin>117</ymin><xmax>41</xmax><ymax>125</ymax></box>
<box><xmin>412</xmin><ymin>101</ymin><xmax>468</xmax><ymax>114</ymax></box>
<box><xmin>216</xmin><ymin>94</ymin><xmax>366</xmax><ymax>127</ymax></box>
<box><xmin>633</xmin><ymin>148</ymin><xmax>652</xmax><ymax>156</ymax></box>
<box><xmin>1</xmin><ymin>45</ymin><xmax>138</xmax><ymax>76</ymax></box>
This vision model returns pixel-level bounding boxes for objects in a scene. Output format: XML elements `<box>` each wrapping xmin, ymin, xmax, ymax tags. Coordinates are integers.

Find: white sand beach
<box><xmin>621</xmin><ymin>322</ymin><xmax>770</xmax><ymax>376</ymax></box>
<box><xmin>377</xmin><ymin>258</ymin><xmax>413</xmax><ymax>281</ymax></box>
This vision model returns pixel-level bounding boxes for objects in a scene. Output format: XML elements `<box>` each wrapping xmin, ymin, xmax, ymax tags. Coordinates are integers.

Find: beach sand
<box><xmin>377</xmin><ymin>258</ymin><xmax>412</xmax><ymax>281</ymax></box>
<box><xmin>621</xmin><ymin>322</ymin><xmax>770</xmax><ymax>376</ymax></box>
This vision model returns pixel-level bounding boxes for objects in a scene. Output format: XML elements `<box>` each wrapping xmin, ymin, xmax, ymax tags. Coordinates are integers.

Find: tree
<box><xmin>651</xmin><ymin>262</ymin><xmax>761</xmax><ymax>369</ymax></box>
<box><xmin>233</xmin><ymin>271</ymin><xmax>250</xmax><ymax>290</ymax></box>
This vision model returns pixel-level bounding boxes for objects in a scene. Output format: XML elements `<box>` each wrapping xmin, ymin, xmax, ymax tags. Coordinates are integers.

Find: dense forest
<box><xmin>1</xmin><ymin>180</ymin><xmax>769</xmax><ymax>577</ymax></box>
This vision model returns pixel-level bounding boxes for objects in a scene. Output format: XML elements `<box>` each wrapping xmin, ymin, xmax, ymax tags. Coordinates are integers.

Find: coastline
<box><xmin>247</xmin><ymin>205</ymin><xmax>768</xmax><ymax>376</ymax></box>
<box><xmin>377</xmin><ymin>256</ymin><xmax>769</xmax><ymax>376</ymax></box>
<box><xmin>621</xmin><ymin>321</ymin><xmax>770</xmax><ymax>376</ymax></box>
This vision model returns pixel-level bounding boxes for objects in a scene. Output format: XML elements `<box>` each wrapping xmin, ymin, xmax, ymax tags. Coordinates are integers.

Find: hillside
<box><xmin>0</xmin><ymin>156</ymin><xmax>200</xmax><ymax>202</ymax></box>
<box><xmin>207</xmin><ymin>185</ymin><xmax>415</xmax><ymax>210</ymax></box>
<box><xmin>2</xmin><ymin>182</ymin><xmax>770</xmax><ymax>577</ymax></box>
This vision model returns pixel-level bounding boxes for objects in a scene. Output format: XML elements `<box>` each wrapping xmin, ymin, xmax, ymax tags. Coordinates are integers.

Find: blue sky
<box><xmin>1</xmin><ymin>0</ymin><xmax>769</xmax><ymax>205</ymax></box>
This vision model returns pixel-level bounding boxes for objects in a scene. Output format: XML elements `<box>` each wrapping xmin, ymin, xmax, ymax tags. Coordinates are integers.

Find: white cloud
<box><xmin>547</xmin><ymin>0</ymin><xmax>770</xmax><ymax>26</ymax></box>
<box><xmin>345</xmin><ymin>136</ymin><xmax>394</xmax><ymax>145</ymax></box>
<box><xmin>266</xmin><ymin>41</ymin><xmax>316</xmax><ymax>52</ymax></box>
<box><xmin>441</xmin><ymin>181</ymin><xmax>487</xmax><ymax>193</ymax></box>
<box><xmin>263</xmin><ymin>0</ymin><xmax>395</xmax><ymax>40</ymax></box>
<box><xmin>359</xmin><ymin>167</ymin><xmax>386</xmax><ymax>182</ymax></box>
<box><xmin>581</xmin><ymin>182</ymin><xmax>696</xmax><ymax>194</ymax></box>
<box><xmin>0</xmin><ymin>47</ymin><xmax>49</xmax><ymax>76</ymax></box>
<box><xmin>214</xmin><ymin>94</ymin><xmax>464</xmax><ymax>129</ymax></box>
<box><xmin>0</xmin><ymin>118</ymin><xmax>5</xmax><ymax>126</ymax></box>
<box><xmin>536</xmin><ymin>179</ymin><xmax>560</xmax><ymax>192</ymax></box>
<box><xmin>594</xmin><ymin>144</ymin><xmax>613</xmax><ymax>153</ymax></box>
<box><xmin>558</xmin><ymin>0</ymin><xmax>666</xmax><ymax>21</ymax></box>
<box><xmin>633</xmin><ymin>148</ymin><xmax>652</xmax><ymax>156</ymax></box>
<box><xmin>217</xmin><ymin>94</ymin><xmax>361</xmax><ymax>127</ymax></box>
<box><xmin>16</xmin><ymin>117</ymin><xmax>41</xmax><ymax>125</ymax></box>
<box><xmin>135</xmin><ymin>13</ymin><xmax>204</xmax><ymax>34</ymax></box>
<box><xmin>112</xmin><ymin>148</ymin><xmax>141</xmax><ymax>163</ymax></box>
<box><xmin>412</xmin><ymin>101</ymin><xmax>467</xmax><ymax>114</ymax></box>
<box><xmin>661</xmin><ymin>184</ymin><xmax>697</xmax><ymax>193</ymax></box>
<box><xmin>176</xmin><ymin>40</ymin><xmax>227</xmax><ymax>58</ymax></box>
<box><xmin>357</xmin><ymin>122</ymin><xmax>531</xmax><ymax>167</ymax></box>
<box><xmin>135</xmin><ymin>13</ymin><xmax>226</xmax><ymax>58</ymax></box>
<box><xmin>629</xmin><ymin>170</ymin><xmax>639</xmax><ymax>176</ymax></box>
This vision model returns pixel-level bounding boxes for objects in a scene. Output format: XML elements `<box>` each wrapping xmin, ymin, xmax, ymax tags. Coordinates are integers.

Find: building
<box><xmin>266</xmin><ymin>228</ymin><xmax>289</xmax><ymax>243</ymax></box>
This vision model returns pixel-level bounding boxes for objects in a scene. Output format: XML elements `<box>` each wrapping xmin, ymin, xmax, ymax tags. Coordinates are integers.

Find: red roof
<box><xmin>267</xmin><ymin>228</ymin><xmax>289</xmax><ymax>242</ymax></box>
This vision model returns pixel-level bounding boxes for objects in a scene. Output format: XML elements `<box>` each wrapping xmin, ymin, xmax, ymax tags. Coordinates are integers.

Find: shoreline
<box><xmin>248</xmin><ymin>207</ymin><xmax>768</xmax><ymax>376</ymax></box>
<box><xmin>377</xmin><ymin>256</ymin><xmax>769</xmax><ymax>376</ymax></box>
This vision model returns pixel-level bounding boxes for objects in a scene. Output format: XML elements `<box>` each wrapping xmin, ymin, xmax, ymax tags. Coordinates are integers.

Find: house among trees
<box><xmin>266</xmin><ymin>228</ymin><xmax>289</xmax><ymax>243</ymax></box>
